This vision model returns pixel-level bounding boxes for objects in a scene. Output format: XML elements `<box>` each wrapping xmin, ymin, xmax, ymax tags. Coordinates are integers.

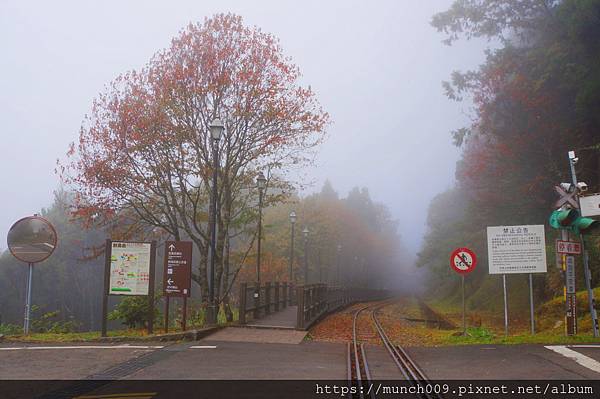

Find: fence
<box><xmin>238</xmin><ymin>281</ymin><xmax>390</xmax><ymax>329</ymax></box>
<box><xmin>295</xmin><ymin>285</ymin><xmax>388</xmax><ymax>329</ymax></box>
<box><xmin>238</xmin><ymin>281</ymin><xmax>295</xmax><ymax>324</ymax></box>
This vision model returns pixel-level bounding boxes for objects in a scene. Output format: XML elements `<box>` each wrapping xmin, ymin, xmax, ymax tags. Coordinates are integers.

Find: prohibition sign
<box><xmin>450</xmin><ymin>247</ymin><xmax>477</xmax><ymax>274</ymax></box>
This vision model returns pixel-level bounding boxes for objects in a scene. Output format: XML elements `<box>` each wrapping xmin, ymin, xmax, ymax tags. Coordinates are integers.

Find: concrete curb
<box><xmin>232</xmin><ymin>324</ymin><xmax>298</xmax><ymax>331</ymax></box>
<box><xmin>95</xmin><ymin>327</ymin><xmax>222</xmax><ymax>343</ymax></box>
<box><xmin>2</xmin><ymin>327</ymin><xmax>222</xmax><ymax>344</ymax></box>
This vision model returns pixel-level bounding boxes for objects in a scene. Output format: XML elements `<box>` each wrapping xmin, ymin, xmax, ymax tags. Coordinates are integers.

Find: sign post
<box><xmin>487</xmin><ymin>225</ymin><xmax>547</xmax><ymax>336</ymax></box>
<box><xmin>450</xmin><ymin>247</ymin><xmax>477</xmax><ymax>335</ymax></box>
<box><xmin>163</xmin><ymin>241</ymin><xmax>192</xmax><ymax>332</ymax></box>
<box><xmin>7</xmin><ymin>215</ymin><xmax>57</xmax><ymax>335</ymax></box>
<box><xmin>102</xmin><ymin>240</ymin><xmax>156</xmax><ymax>337</ymax></box>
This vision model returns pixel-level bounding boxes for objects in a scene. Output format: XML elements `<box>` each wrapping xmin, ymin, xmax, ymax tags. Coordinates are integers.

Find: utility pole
<box><xmin>568</xmin><ymin>151</ymin><xmax>599</xmax><ymax>337</ymax></box>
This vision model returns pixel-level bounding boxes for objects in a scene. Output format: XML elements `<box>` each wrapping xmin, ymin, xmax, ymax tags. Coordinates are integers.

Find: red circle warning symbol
<box><xmin>450</xmin><ymin>247</ymin><xmax>477</xmax><ymax>275</ymax></box>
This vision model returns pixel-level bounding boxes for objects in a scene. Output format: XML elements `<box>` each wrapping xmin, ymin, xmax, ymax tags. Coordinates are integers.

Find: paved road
<box><xmin>3</xmin><ymin>338</ymin><xmax>600</xmax><ymax>398</ymax></box>
<box><xmin>2</xmin><ymin>340</ymin><xmax>600</xmax><ymax>380</ymax></box>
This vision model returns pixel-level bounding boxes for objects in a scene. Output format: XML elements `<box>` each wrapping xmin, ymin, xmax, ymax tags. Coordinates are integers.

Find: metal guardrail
<box><xmin>239</xmin><ymin>281</ymin><xmax>295</xmax><ymax>324</ymax></box>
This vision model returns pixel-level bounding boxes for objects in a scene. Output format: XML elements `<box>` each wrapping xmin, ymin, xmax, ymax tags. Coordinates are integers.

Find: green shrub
<box><xmin>109</xmin><ymin>295</ymin><xmax>160</xmax><ymax>329</ymax></box>
<box><xmin>0</xmin><ymin>323</ymin><xmax>23</xmax><ymax>335</ymax></box>
<box><xmin>30</xmin><ymin>305</ymin><xmax>79</xmax><ymax>333</ymax></box>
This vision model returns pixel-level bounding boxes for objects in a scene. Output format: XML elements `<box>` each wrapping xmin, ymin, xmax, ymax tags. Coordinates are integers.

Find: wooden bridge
<box><xmin>238</xmin><ymin>282</ymin><xmax>388</xmax><ymax>330</ymax></box>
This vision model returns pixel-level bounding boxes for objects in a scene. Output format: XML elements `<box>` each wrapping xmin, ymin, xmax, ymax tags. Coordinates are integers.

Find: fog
<box><xmin>0</xmin><ymin>0</ymin><xmax>489</xmax><ymax>257</ymax></box>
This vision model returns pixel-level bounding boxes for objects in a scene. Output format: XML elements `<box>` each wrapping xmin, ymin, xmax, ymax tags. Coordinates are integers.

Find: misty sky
<box><xmin>0</xmin><ymin>0</ymin><xmax>489</xmax><ymax>257</ymax></box>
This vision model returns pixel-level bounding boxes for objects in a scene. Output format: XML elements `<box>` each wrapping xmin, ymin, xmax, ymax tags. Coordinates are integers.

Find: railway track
<box><xmin>347</xmin><ymin>300</ymin><xmax>442</xmax><ymax>399</ymax></box>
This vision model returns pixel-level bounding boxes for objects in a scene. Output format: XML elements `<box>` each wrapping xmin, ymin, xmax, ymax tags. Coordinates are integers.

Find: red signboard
<box><xmin>163</xmin><ymin>241</ymin><xmax>192</xmax><ymax>297</ymax></box>
<box><xmin>450</xmin><ymin>247</ymin><xmax>477</xmax><ymax>275</ymax></box>
<box><xmin>556</xmin><ymin>240</ymin><xmax>582</xmax><ymax>255</ymax></box>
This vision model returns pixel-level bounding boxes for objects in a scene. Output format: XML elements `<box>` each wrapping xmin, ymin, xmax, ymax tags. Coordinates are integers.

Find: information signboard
<box><xmin>163</xmin><ymin>241</ymin><xmax>192</xmax><ymax>297</ymax></box>
<box><xmin>487</xmin><ymin>225</ymin><xmax>547</xmax><ymax>274</ymax></box>
<box><xmin>109</xmin><ymin>241</ymin><xmax>152</xmax><ymax>295</ymax></box>
<box><xmin>580</xmin><ymin>193</ymin><xmax>600</xmax><ymax>217</ymax></box>
<box><xmin>102</xmin><ymin>240</ymin><xmax>156</xmax><ymax>337</ymax></box>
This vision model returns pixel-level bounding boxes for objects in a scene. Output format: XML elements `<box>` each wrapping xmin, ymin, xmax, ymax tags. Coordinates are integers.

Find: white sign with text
<box><xmin>487</xmin><ymin>225</ymin><xmax>547</xmax><ymax>274</ymax></box>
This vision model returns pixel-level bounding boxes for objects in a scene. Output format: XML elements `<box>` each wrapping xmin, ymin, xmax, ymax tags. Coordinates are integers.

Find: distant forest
<box><xmin>0</xmin><ymin>183</ymin><xmax>407</xmax><ymax>331</ymax></box>
<box><xmin>419</xmin><ymin>0</ymin><xmax>600</xmax><ymax>313</ymax></box>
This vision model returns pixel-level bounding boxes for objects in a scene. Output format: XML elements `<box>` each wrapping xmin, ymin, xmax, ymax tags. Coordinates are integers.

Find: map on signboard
<box><xmin>109</xmin><ymin>241</ymin><xmax>151</xmax><ymax>295</ymax></box>
<box><xmin>487</xmin><ymin>225</ymin><xmax>547</xmax><ymax>274</ymax></box>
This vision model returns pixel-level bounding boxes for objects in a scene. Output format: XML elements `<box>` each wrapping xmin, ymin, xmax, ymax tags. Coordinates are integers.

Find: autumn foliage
<box><xmin>59</xmin><ymin>14</ymin><xmax>329</xmax><ymax>308</ymax></box>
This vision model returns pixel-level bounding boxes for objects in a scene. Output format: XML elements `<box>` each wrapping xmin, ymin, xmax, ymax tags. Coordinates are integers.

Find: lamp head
<box><xmin>209</xmin><ymin>118</ymin><xmax>224</xmax><ymax>141</ymax></box>
<box><xmin>256</xmin><ymin>171</ymin><xmax>267</xmax><ymax>190</ymax></box>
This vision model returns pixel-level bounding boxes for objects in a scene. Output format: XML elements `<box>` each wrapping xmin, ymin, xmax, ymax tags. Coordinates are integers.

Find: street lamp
<box><xmin>302</xmin><ymin>227</ymin><xmax>309</xmax><ymax>285</ymax></box>
<box><xmin>207</xmin><ymin>117</ymin><xmax>224</xmax><ymax>325</ymax></box>
<box><xmin>289</xmin><ymin>211</ymin><xmax>297</xmax><ymax>283</ymax></box>
<box><xmin>256</xmin><ymin>171</ymin><xmax>267</xmax><ymax>289</ymax></box>
<box><xmin>336</xmin><ymin>244</ymin><xmax>342</xmax><ymax>286</ymax></box>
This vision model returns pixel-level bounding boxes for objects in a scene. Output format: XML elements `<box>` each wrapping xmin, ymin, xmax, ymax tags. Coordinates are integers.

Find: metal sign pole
<box><xmin>462</xmin><ymin>275</ymin><xmax>466</xmax><ymax>335</ymax></box>
<box><xmin>24</xmin><ymin>263</ymin><xmax>33</xmax><ymax>335</ymax></box>
<box><xmin>529</xmin><ymin>273</ymin><xmax>535</xmax><ymax>334</ymax></box>
<box><xmin>503</xmin><ymin>274</ymin><xmax>508</xmax><ymax>336</ymax></box>
<box><xmin>582</xmin><ymin>243</ymin><xmax>599</xmax><ymax>337</ymax></box>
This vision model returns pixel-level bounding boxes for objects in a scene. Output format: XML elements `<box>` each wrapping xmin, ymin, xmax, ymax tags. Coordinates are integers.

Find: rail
<box><xmin>295</xmin><ymin>285</ymin><xmax>388</xmax><ymax>330</ymax></box>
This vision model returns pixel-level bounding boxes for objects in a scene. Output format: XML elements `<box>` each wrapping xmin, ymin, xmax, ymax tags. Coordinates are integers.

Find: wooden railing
<box><xmin>295</xmin><ymin>285</ymin><xmax>388</xmax><ymax>330</ymax></box>
<box><xmin>239</xmin><ymin>281</ymin><xmax>295</xmax><ymax>324</ymax></box>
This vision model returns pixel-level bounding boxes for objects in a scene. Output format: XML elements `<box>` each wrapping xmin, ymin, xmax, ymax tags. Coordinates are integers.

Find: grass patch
<box><xmin>443</xmin><ymin>329</ymin><xmax>600</xmax><ymax>346</ymax></box>
<box><xmin>4</xmin><ymin>329</ymin><xmax>157</xmax><ymax>342</ymax></box>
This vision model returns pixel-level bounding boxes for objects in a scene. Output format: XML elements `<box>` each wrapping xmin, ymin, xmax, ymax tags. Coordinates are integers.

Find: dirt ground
<box><xmin>308</xmin><ymin>298</ymin><xmax>450</xmax><ymax>347</ymax></box>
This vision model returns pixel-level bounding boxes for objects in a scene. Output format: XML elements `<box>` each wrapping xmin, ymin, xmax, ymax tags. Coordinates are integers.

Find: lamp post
<box><xmin>289</xmin><ymin>211</ymin><xmax>297</xmax><ymax>283</ymax></box>
<box><xmin>302</xmin><ymin>227</ymin><xmax>309</xmax><ymax>285</ymax></box>
<box><xmin>207</xmin><ymin>118</ymin><xmax>223</xmax><ymax>325</ymax></box>
<box><xmin>336</xmin><ymin>244</ymin><xmax>342</xmax><ymax>286</ymax></box>
<box><xmin>256</xmin><ymin>172</ymin><xmax>267</xmax><ymax>288</ymax></box>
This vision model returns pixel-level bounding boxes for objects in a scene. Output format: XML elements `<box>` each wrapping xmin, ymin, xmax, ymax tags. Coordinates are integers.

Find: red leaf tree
<box><xmin>60</xmin><ymin>13</ymin><xmax>329</xmax><ymax>314</ymax></box>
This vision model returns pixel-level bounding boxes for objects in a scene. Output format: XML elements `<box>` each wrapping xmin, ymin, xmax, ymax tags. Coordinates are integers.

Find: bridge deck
<box><xmin>245</xmin><ymin>305</ymin><xmax>297</xmax><ymax>329</ymax></box>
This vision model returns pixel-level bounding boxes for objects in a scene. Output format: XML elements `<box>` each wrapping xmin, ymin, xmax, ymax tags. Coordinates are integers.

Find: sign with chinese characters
<box><xmin>556</xmin><ymin>240</ymin><xmax>582</xmax><ymax>255</ymax></box>
<box><xmin>109</xmin><ymin>241</ymin><xmax>152</xmax><ymax>295</ymax></box>
<box><xmin>565</xmin><ymin>255</ymin><xmax>576</xmax><ymax>294</ymax></box>
<box><xmin>163</xmin><ymin>241</ymin><xmax>192</xmax><ymax>297</ymax></box>
<box><xmin>566</xmin><ymin>292</ymin><xmax>577</xmax><ymax>336</ymax></box>
<box><xmin>580</xmin><ymin>193</ymin><xmax>600</xmax><ymax>217</ymax></box>
<box><xmin>487</xmin><ymin>225</ymin><xmax>547</xmax><ymax>274</ymax></box>
<box><xmin>450</xmin><ymin>247</ymin><xmax>477</xmax><ymax>275</ymax></box>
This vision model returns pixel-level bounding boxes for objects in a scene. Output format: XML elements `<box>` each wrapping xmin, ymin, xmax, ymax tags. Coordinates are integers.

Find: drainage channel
<box><xmin>35</xmin><ymin>343</ymin><xmax>190</xmax><ymax>399</ymax></box>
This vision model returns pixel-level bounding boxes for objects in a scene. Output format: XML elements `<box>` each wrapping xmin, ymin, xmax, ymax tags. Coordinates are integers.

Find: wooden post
<box><xmin>182</xmin><ymin>296</ymin><xmax>187</xmax><ymax>331</ymax></box>
<box><xmin>282</xmin><ymin>283</ymin><xmax>287</xmax><ymax>309</ymax></box>
<box><xmin>239</xmin><ymin>283</ymin><xmax>247</xmax><ymax>325</ymax></box>
<box><xmin>101</xmin><ymin>239</ymin><xmax>111</xmax><ymax>338</ymax></box>
<box><xmin>147</xmin><ymin>241</ymin><xmax>157</xmax><ymax>335</ymax></box>
<box><xmin>296</xmin><ymin>286</ymin><xmax>305</xmax><ymax>329</ymax></box>
<box><xmin>253</xmin><ymin>282</ymin><xmax>260</xmax><ymax>319</ymax></box>
<box><xmin>265</xmin><ymin>282</ymin><xmax>272</xmax><ymax>314</ymax></box>
<box><xmin>164</xmin><ymin>296</ymin><xmax>170</xmax><ymax>333</ymax></box>
<box><xmin>274</xmin><ymin>282</ymin><xmax>280</xmax><ymax>311</ymax></box>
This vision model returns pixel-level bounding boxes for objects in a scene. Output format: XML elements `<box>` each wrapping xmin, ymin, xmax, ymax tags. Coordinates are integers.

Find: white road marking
<box><xmin>0</xmin><ymin>345</ymin><xmax>164</xmax><ymax>351</ymax></box>
<box><xmin>545</xmin><ymin>345</ymin><xmax>600</xmax><ymax>374</ymax></box>
<box><xmin>189</xmin><ymin>345</ymin><xmax>217</xmax><ymax>349</ymax></box>
<box><xmin>568</xmin><ymin>345</ymin><xmax>600</xmax><ymax>348</ymax></box>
